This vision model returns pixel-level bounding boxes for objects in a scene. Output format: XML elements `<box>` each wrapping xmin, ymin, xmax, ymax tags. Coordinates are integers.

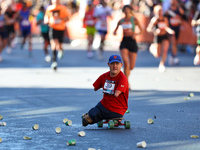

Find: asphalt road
<box><xmin>0</xmin><ymin>37</ymin><xmax>200</xmax><ymax>150</ymax></box>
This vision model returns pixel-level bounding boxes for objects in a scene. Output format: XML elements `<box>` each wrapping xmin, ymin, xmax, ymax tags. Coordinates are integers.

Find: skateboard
<box><xmin>97</xmin><ymin>118</ymin><xmax>131</xmax><ymax>129</ymax></box>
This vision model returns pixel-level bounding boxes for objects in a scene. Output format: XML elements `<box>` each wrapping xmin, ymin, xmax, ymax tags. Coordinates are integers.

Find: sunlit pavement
<box><xmin>0</xmin><ymin>37</ymin><xmax>200</xmax><ymax>150</ymax></box>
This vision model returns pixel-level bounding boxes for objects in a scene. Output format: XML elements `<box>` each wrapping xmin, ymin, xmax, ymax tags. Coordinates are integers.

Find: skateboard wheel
<box><xmin>108</xmin><ymin>121</ymin><xmax>114</xmax><ymax>129</ymax></box>
<box><xmin>124</xmin><ymin>121</ymin><xmax>131</xmax><ymax>129</ymax></box>
<box><xmin>114</xmin><ymin>120</ymin><xmax>119</xmax><ymax>127</ymax></box>
<box><xmin>97</xmin><ymin>120</ymin><xmax>103</xmax><ymax>127</ymax></box>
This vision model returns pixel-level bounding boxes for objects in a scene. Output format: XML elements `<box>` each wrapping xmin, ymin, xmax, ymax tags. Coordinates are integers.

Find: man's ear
<box><xmin>107</xmin><ymin>63</ymin><xmax>109</xmax><ymax>66</ymax></box>
<box><xmin>121</xmin><ymin>63</ymin><xmax>123</xmax><ymax>67</ymax></box>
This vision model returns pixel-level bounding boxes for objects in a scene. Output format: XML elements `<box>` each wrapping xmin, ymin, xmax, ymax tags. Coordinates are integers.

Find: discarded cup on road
<box><xmin>0</xmin><ymin>115</ymin><xmax>3</xmax><ymax>120</ymax></box>
<box><xmin>78</xmin><ymin>131</ymin><xmax>86</xmax><ymax>137</ymax></box>
<box><xmin>0</xmin><ymin>137</ymin><xmax>2</xmax><ymax>143</ymax></box>
<box><xmin>67</xmin><ymin>139</ymin><xmax>76</xmax><ymax>146</ymax></box>
<box><xmin>55</xmin><ymin>127</ymin><xmax>61</xmax><ymax>134</ymax></box>
<box><xmin>23</xmin><ymin>136</ymin><xmax>31</xmax><ymax>140</ymax></box>
<box><xmin>191</xmin><ymin>135</ymin><xmax>199</xmax><ymax>138</ymax></box>
<box><xmin>63</xmin><ymin>118</ymin><xmax>68</xmax><ymax>123</ymax></box>
<box><xmin>137</xmin><ymin>141</ymin><xmax>147</xmax><ymax>148</ymax></box>
<box><xmin>32</xmin><ymin>124</ymin><xmax>39</xmax><ymax>130</ymax></box>
<box><xmin>65</xmin><ymin>120</ymin><xmax>72</xmax><ymax>126</ymax></box>
<box><xmin>184</xmin><ymin>97</ymin><xmax>190</xmax><ymax>100</ymax></box>
<box><xmin>88</xmin><ymin>148</ymin><xmax>96</xmax><ymax>150</ymax></box>
<box><xmin>125</xmin><ymin>110</ymin><xmax>130</xmax><ymax>114</ymax></box>
<box><xmin>188</xmin><ymin>93</ymin><xmax>194</xmax><ymax>97</ymax></box>
<box><xmin>0</xmin><ymin>122</ymin><xmax>6</xmax><ymax>126</ymax></box>
<box><xmin>147</xmin><ymin>118</ymin><xmax>154</xmax><ymax>124</ymax></box>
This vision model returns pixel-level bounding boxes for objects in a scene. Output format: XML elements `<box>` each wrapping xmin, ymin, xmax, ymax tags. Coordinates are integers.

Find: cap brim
<box><xmin>109</xmin><ymin>60</ymin><xmax>122</xmax><ymax>63</ymax></box>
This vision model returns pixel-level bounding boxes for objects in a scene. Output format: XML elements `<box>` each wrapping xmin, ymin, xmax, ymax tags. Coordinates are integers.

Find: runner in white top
<box><xmin>94</xmin><ymin>0</ymin><xmax>112</xmax><ymax>60</ymax></box>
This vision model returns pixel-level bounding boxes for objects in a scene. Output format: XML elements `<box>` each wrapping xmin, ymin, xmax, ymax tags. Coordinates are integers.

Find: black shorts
<box><xmin>120</xmin><ymin>37</ymin><xmax>138</xmax><ymax>53</ymax></box>
<box><xmin>97</xmin><ymin>30</ymin><xmax>107</xmax><ymax>36</ymax></box>
<box><xmin>88</xmin><ymin>102</ymin><xmax>123</xmax><ymax>124</ymax></box>
<box><xmin>49</xmin><ymin>27</ymin><xmax>64</xmax><ymax>43</ymax></box>
<box><xmin>6</xmin><ymin>25</ymin><xmax>15</xmax><ymax>35</ymax></box>
<box><xmin>170</xmin><ymin>26</ymin><xmax>180</xmax><ymax>40</ymax></box>
<box><xmin>154</xmin><ymin>34</ymin><xmax>169</xmax><ymax>43</ymax></box>
<box><xmin>41</xmin><ymin>32</ymin><xmax>50</xmax><ymax>42</ymax></box>
<box><xmin>0</xmin><ymin>31</ymin><xmax>8</xmax><ymax>39</ymax></box>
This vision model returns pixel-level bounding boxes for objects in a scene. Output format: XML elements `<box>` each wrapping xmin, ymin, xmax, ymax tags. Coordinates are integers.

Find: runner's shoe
<box><xmin>6</xmin><ymin>47</ymin><xmax>12</xmax><ymax>54</ymax></box>
<box><xmin>194</xmin><ymin>54</ymin><xmax>200</xmax><ymax>65</ymax></box>
<box><xmin>51</xmin><ymin>61</ymin><xmax>58</xmax><ymax>71</ymax></box>
<box><xmin>173</xmin><ymin>57</ymin><xmax>180</xmax><ymax>65</ymax></box>
<box><xmin>45</xmin><ymin>55</ymin><xmax>51</xmax><ymax>63</ymax></box>
<box><xmin>58</xmin><ymin>50</ymin><xmax>64</xmax><ymax>59</ymax></box>
<box><xmin>168</xmin><ymin>54</ymin><xmax>174</xmax><ymax>66</ymax></box>
<box><xmin>158</xmin><ymin>64</ymin><xmax>165</xmax><ymax>73</ymax></box>
<box><xmin>0</xmin><ymin>55</ymin><xmax>3</xmax><ymax>62</ymax></box>
<box><xmin>87</xmin><ymin>51</ymin><xmax>93</xmax><ymax>58</ymax></box>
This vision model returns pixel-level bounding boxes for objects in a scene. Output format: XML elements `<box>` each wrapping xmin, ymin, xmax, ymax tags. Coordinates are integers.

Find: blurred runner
<box><xmin>4</xmin><ymin>4</ymin><xmax>18</xmax><ymax>54</ymax></box>
<box><xmin>164</xmin><ymin>0</ymin><xmax>184</xmax><ymax>66</ymax></box>
<box><xmin>37</xmin><ymin>6</ymin><xmax>51</xmax><ymax>63</ymax></box>
<box><xmin>94</xmin><ymin>0</ymin><xmax>112</xmax><ymax>60</ymax></box>
<box><xmin>83</xmin><ymin>1</ymin><xmax>96</xmax><ymax>58</ymax></box>
<box><xmin>44</xmin><ymin>0</ymin><xmax>70</xmax><ymax>70</ymax></box>
<box><xmin>191</xmin><ymin>7</ymin><xmax>200</xmax><ymax>65</ymax></box>
<box><xmin>0</xmin><ymin>6</ymin><xmax>8</xmax><ymax>62</ymax></box>
<box><xmin>147</xmin><ymin>5</ymin><xmax>175</xmax><ymax>72</ymax></box>
<box><xmin>113</xmin><ymin>5</ymin><xmax>143</xmax><ymax>89</ymax></box>
<box><xmin>18</xmin><ymin>2</ymin><xmax>32</xmax><ymax>56</ymax></box>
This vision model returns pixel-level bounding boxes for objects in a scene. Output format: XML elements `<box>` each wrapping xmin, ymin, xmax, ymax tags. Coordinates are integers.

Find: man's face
<box><xmin>108</xmin><ymin>62</ymin><xmax>122</xmax><ymax>76</ymax></box>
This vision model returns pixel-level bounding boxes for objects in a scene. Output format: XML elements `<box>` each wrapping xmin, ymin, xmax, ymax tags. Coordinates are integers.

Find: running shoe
<box><xmin>6</xmin><ymin>47</ymin><xmax>12</xmax><ymax>54</ymax></box>
<box><xmin>87</xmin><ymin>51</ymin><xmax>93</xmax><ymax>58</ymax></box>
<box><xmin>173</xmin><ymin>57</ymin><xmax>180</xmax><ymax>65</ymax></box>
<box><xmin>45</xmin><ymin>55</ymin><xmax>51</xmax><ymax>63</ymax></box>
<box><xmin>194</xmin><ymin>54</ymin><xmax>200</xmax><ymax>65</ymax></box>
<box><xmin>0</xmin><ymin>55</ymin><xmax>2</xmax><ymax>62</ymax></box>
<box><xmin>58</xmin><ymin>50</ymin><xmax>64</xmax><ymax>59</ymax></box>
<box><xmin>158</xmin><ymin>64</ymin><xmax>166</xmax><ymax>73</ymax></box>
<box><xmin>51</xmin><ymin>61</ymin><xmax>58</xmax><ymax>70</ymax></box>
<box><xmin>97</xmin><ymin>50</ymin><xmax>103</xmax><ymax>60</ymax></box>
<box><xmin>168</xmin><ymin>54</ymin><xmax>174</xmax><ymax>66</ymax></box>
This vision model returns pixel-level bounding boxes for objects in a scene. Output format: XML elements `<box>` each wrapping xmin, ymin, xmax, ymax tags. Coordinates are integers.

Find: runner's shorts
<box><xmin>6</xmin><ymin>25</ymin><xmax>15</xmax><ymax>35</ymax></box>
<box><xmin>49</xmin><ymin>27</ymin><xmax>64</xmax><ymax>43</ymax></box>
<box><xmin>41</xmin><ymin>32</ymin><xmax>50</xmax><ymax>42</ymax></box>
<box><xmin>0</xmin><ymin>31</ymin><xmax>8</xmax><ymax>39</ymax></box>
<box><xmin>97</xmin><ymin>30</ymin><xmax>107</xmax><ymax>36</ymax></box>
<box><xmin>86</xmin><ymin>26</ymin><xmax>96</xmax><ymax>36</ymax></box>
<box><xmin>120</xmin><ymin>37</ymin><xmax>138</xmax><ymax>53</ymax></box>
<box><xmin>88</xmin><ymin>102</ymin><xmax>123</xmax><ymax>124</ymax></box>
<box><xmin>154</xmin><ymin>34</ymin><xmax>169</xmax><ymax>44</ymax></box>
<box><xmin>21</xmin><ymin>28</ymin><xmax>31</xmax><ymax>37</ymax></box>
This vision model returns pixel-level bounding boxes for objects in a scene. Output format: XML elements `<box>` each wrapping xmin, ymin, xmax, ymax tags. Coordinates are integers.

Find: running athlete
<box><xmin>4</xmin><ymin>5</ymin><xmax>17</xmax><ymax>54</ymax></box>
<box><xmin>113</xmin><ymin>5</ymin><xmax>143</xmax><ymax>89</ymax></box>
<box><xmin>44</xmin><ymin>0</ymin><xmax>70</xmax><ymax>70</ymax></box>
<box><xmin>0</xmin><ymin>6</ymin><xmax>8</xmax><ymax>62</ymax></box>
<box><xmin>18</xmin><ymin>2</ymin><xmax>32</xmax><ymax>56</ymax></box>
<box><xmin>191</xmin><ymin>8</ymin><xmax>200</xmax><ymax>65</ymax></box>
<box><xmin>82</xmin><ymin>55</ymin><xmax>129</xmax><ymax>127</ymax></box>
<box><xmin>93</xmin><ymin>0</ymin><xmax>112</xmax><ymax>60</ymax></box>
<box><xmin>37</xmin><ymin>6</ymin><xmax>51</xmax><ymax>63</ymax></box>
<box><xmin>147</xmin><ymin>5</ymin><xmax>175</xmax><ymax>72</ymax></box>
<box><xmin>83</xmin><ymin>1</ymin><xmax>96</xmax><ymax>58</ymax></box>
<box><xmin>164</xmin><ymin>0</ymin><xmax>184</xmax><ymax>66</ymax></box>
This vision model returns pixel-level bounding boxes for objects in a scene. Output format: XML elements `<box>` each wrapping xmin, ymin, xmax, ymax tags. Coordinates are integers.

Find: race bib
<box><xmin>86</xmin><ymin>20</ymin><xmax>95</xmax><ymax>26</ymax></box>
<box><xmin>103</xmin><ymin>80</ymin><xmax>115</xmax><ymax>95</ymax></box>
<box><xmin>54</xmin><ymin>19</ymin><xmax>61</xmax><ymax>24</ymax></box>
<box><xmin>170</xmin><ymin>18</ymin><xmax>180</xmax><ymax>26</ymax></box>
<box><xmin>21</xmin><ymin>19</ymin><xmax>30</xmax><ymax>26</ymax></box>
<box><xmin>158</xmin><ymin>22</ymin><xmax>166</xmax><ymax>29</ymax></box>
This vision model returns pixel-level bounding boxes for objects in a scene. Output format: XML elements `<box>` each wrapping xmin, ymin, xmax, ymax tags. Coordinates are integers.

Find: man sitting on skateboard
<box><xmin>82</xmin><ymin>55</ymin><xmax>129</xmax><ymax>127</ymax></box>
